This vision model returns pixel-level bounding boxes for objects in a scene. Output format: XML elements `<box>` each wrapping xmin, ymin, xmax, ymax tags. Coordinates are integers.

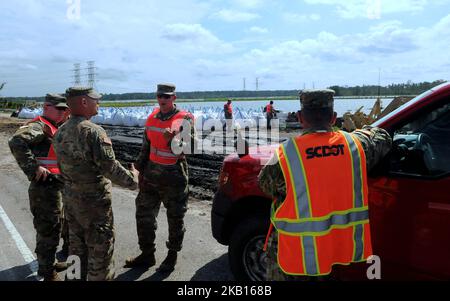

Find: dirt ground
<box><xmin>0</xmin><ymin>112</ymin><xmax>25</xmax><ymax>135</ymax></box>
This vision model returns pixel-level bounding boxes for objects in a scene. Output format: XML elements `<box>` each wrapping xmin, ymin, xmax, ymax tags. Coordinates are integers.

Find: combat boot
<box><xmin>157</xmin><ymin>250</ymin><xmax>177</xmax><ymax>273</ymax></box>
<box><xmin>124</xmin><ymin>252</ymin><xmax>156</xmax><ymax>268</ymax></box>
<box><xmin>61</xmin><ymin>243</ymin><xmax>69</xmax><ymax>259</ymax></box>
<box><xmin>43</xmin><ymin>271</ymin><xmax>62</xmax><ymax>281</ymax></box>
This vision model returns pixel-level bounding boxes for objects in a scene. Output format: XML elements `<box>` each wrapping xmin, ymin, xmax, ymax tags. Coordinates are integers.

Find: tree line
<box><xmin>1</xmin><ymin>80</ymin><xmax>446</xmax><ymax>102</ymax></box>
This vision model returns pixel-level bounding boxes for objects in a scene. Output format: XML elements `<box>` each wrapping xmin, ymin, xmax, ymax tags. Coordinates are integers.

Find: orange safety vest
<box><xmin>266</xmin><ymin>104</ymin><xmax>273</xmax><ymax>114</ymax></box>
<box><xmin>270</xmin><ymin>131</ymin><xmax>372</xmax><ymax>276</ymax></box>
<box><xmin>31</xmin><ymin>116</ymin><xmax>60</xmax><ymax>174</ymax></box>
<box><xmin>224</xmin><ymin>103</ymin><xmax>232</xmax><ymax>114</ymax></box>
<box><xmin>145</xmin><ymin>108</ymin><xmax>193</xmax><ymax>165</ymax></box>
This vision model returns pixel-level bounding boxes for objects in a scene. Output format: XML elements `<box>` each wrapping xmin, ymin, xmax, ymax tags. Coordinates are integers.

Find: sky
<box><xmin>1</xmin><ymin>0</ymin><xmax>450</xmax><ymax>96</ymax></box>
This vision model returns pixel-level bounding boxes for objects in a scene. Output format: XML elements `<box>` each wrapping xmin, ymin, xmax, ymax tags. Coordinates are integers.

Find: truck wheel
<box><xmin>228</xmin><ymin>216</ymin><xmax>270</xmax><ymax>281</ymax></box>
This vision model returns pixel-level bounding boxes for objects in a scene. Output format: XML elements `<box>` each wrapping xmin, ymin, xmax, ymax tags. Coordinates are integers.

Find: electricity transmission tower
<box><xmin>73</xmin><ymin>63</ymin><xmax>81</xmax><ymax>86</ymax></box>
<box><xmin>87</xmin><ymin>61</ymin><xmax>97</xmax><ymax>88</ymax></box>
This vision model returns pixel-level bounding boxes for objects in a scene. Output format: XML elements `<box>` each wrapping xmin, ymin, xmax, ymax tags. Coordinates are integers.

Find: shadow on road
<box><xmin>0</xmin><ymin>261</ymin><xmax>38</xmax><ymax>281</ymax></box>
<box><xmin>142</xmin><ymin>270</ymin><xmax>172</xmax><ymax>281</ymax></box>
<box><xmin>190</xmin><ymin>254</ymin><xmax>234</xmax><ymax>281</ymax></box>
<box><xmin>114</xmin><ymin>266</ymin><xmax>149</xmax><ymax>281</ymax></box>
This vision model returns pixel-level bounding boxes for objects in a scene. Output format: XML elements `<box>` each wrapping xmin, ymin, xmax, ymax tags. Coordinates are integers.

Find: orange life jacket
<box><xmin>31</xmin><ymin>116</ymin><xmax>60</xmax><ymax>174</ymax></box>
<box><xmin>266</xmin><ymin>104</ymin><xmax>273</xmax><ymax>114</ymax></box>
<box><xmin>145</xmin><ymin>108</ymin><xmax>193</xmax><ymax>165</ymax></box>
<box><xmin>224</xmin><ymin>103</ymin><xmax>232</xmax><ymax>114</ymax></box>
<box><xmin>270</xmin><ymin>131</ymin><xmax>372</xmax><ymax>276</ymax></box>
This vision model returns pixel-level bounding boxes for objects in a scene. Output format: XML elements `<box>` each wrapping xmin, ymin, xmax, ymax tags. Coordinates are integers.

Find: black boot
<box><xmin>61</xmin><ymin>242</ymin><xmax>69</xmax><ymax>259</ymax></box>
<box><xmin>124</xmin><ymin>252</ymin><xmax>156</xmax><ymax>268</ymax></box>
<box><xmin>43</xmin><ymin>271</ymin><xmax>62</xmax><ymax>281</ymax></box>
<box><xmin>157</xmin><ymin>250</ymin><xmax>177</xmax><ymax>273</ymax></box>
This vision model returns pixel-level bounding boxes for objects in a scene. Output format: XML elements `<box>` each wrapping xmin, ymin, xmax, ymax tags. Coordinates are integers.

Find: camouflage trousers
<box><xmin>135</xmin><ymin>165</ymin><xmax>189</xmax><ymax>254</ymax></box>
<box><xmin>64</xmin><ymin>180</ymin><xmax>115</xmax><ymax>281</ymax></box>
<box><xmin>28</xmin><ymin>179</ymin><xmax>68</xmax><ymax>276</ymax></box>
<box><xmin>266</xmin><ymin>231</ymin><xmax>331</xmax><ymax>281</ymax></box>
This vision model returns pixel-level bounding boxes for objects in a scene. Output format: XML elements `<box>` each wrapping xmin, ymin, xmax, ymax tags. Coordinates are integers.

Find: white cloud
<box><xmin>283</xmin><ymin>13</ymin><xmax>321</xmax><ymax>23</ymax></box>
<box><xmin>232</xmin><ymin>0</ymin><xmax>265</xmax><ymax>9</ymax></box>
<box><xmin>249</xmin><ymin>26</ymin><xmax>269</xmax><ymax>34</ymax></box>
<box><xmin>161</xmin><ymin>23</ymin><xmax>234</xmax><ymax>53</ymax></box>
<box><xmin>212</xmin><ymin>9</ymin><xmax>260</xmax><ymax>22</ymax></box>
<box><xmin>304</xmin><ymin>0</ymin><xmax>429</xmax><ymax>19</ymax></box>
<box><xmin>193</xmin><ymin>14</ymin><xmax>450</xmax><ymax>89</ymax></box>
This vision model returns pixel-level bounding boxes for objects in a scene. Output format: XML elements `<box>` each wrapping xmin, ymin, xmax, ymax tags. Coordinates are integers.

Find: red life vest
<box><xmin>266</xmin><ymin>104</ymin><xmax>273</xmax><ymax>114</ymax></box>
<box><xmin>271</xmin><ymin>131</ymin><xmax>372</xmax><ymax>276</ymax></box>
<box><xmin>224</xmin><ymin>103</ymin><xmax>232</xmax><ymax>114</ymax></box>
<box><xmin>31</xmin><ymin>116</ymin><xmax>60</xmax><ymax>174</ymax></box>
<box><xmin>145</xmin><ymin>108</ymin><xmax>193</xmax><ymax>165</ymax></box>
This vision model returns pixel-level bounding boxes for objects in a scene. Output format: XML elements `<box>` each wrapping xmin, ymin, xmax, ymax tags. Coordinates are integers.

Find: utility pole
<box><xmin>73</xmin><ymin>63</ymin><xmax>81</xmax><ymax>86</ymax></box>
<box><xmin>255</xmin><ymin>77</ymin><xmax>259</xmax><ymax>91</ymax></box>
<box><xmin>87</xmin><ymin>61</ymin><xmax>96</xmax><ymax>88</ymax></box>
<box><xmin>243</xmin><ymin>78</ymin><xmax>246</xmax><ymax>91</ymax></box>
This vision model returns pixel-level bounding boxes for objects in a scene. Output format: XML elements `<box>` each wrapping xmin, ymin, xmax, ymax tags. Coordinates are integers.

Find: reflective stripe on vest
<box><xmin>146</xmin><ymin>126</ymin><xmax>166</xmax><ymax>133</ymax></box>
<box><xmin>150</xmin><ymin>146</ymin><xmax>179</xmax><ymax>158</ymax></box>
<box><xmin>271</xmin><ymin>131</ymin><xmax>371</xmax><ymax>276</ymax></box>
<box><xmin>30</xmin><ymin>116</ymin><xmax>60</xmax><ymax>175</ymax></box>
<box><xmin>145</xmin><ymin>108</ymin><xmax>192</xmax><ymax>165</ymax></box>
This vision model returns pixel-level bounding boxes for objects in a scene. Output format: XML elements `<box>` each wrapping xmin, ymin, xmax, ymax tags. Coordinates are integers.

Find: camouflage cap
<box><xmin>65</xmin><ymin>87</ymin><xmax>102</xmax><ymax>99</ymax></box>
<box><xmin>299</xmin><ymin>89</ymin><xmax>335</xmax><ymax>109</ymax></box>
<box><xmin>157</xmin><ymin>83</ymin><xmax>176</xmax><ymax>95</ymax></box>
<box><xmin>45</xmin><ymin>93</ymin><xmax>68</xmax><ymax>108</ymax></box>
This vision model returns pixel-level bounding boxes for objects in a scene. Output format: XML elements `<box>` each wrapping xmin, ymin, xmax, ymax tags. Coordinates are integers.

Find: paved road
<box><xmin>0</xmin><ymin>131</ymin><xmax>233</xmax><ymax>281</ymax></box>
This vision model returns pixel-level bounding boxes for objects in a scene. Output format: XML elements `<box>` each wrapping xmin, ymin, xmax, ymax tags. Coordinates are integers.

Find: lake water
<box><xmin>136</xmin><ymin>98</ymin><xmax>392</xmax><ymax>117</ymax></box>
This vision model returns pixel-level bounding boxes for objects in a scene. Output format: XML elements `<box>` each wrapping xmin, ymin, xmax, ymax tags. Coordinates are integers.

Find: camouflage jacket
<box><xmin>53</xmin><ymin>115</ymin><xmax>137</xmax><ymax>189</ymax></box>
<box><xmin>135</xmin><ymin>107</ymin><xmax>196</xmax><ymax>176</ymax></box>
<box><xmin>9</xmin><ymin>117</ymin><xmax>58</xmax><ymax>182</ymax></box>
<box><xmin>258</xmin><ymin>126</ymin><xmax>392</xmax><ymax>209</ymax></box>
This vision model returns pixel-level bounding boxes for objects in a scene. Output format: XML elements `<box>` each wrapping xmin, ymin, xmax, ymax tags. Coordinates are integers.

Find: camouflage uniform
<box><xmin>53</xmin><ymin>87</ymin><xmax>137</xmax><ymax>281</ymax></box>
<box><xmin>258</xmin><ymin>89</ymin><xmax>393</xmax><ymax>281</ymax></box>
<box><xmin>134</xmin><ymin>106</ymin><xmax>195</xmax><ymax>256</ymax></box>
<box><xmin>8</xmin><ymin>94</ymin><xmax>69</xmax><ymax>277</ymax></box>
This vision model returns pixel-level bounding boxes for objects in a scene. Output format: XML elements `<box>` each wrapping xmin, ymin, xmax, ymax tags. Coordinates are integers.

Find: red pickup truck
<box><xmin>211</xmin><ymin>82</ymin><xmax>450</xmax><ymax>280</ymax></box>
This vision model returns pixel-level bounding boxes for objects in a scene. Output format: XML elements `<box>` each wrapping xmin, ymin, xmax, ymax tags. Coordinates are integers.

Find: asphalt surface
<box><xmin>0</xmin><ymin>124</ymin><xmax>233</xmax><ymax>281</ymax></box>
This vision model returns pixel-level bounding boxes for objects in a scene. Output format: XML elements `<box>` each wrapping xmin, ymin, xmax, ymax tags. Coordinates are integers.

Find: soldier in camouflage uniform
<box><xmin>53</xmin><ymin>87</ymin><xmax>138</xmax><ymax>281</ymax></box>
<box><xmin>125</xmin><ymin>83</ymin><xmax>195</xmax><ymax>272</ymax></box>
<box><xmin>258</xmin><ymin>89</ymin><xmax>392</xmax><ymax>281</ymax></box>
<box><xmin>9</xmin><ymin>93</ymin><xmax>71</xmax><ymax>281</ymax></box>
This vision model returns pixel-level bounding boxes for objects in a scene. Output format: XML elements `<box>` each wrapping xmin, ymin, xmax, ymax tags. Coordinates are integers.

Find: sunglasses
<box><xmin>157</xmin><ymin>94</ymin><xmax>172</xmax><ymax>100</ymax></box>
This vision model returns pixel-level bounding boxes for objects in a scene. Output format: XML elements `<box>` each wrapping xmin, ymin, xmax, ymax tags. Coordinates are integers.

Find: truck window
<box><xmin>390</xmin><ymin>101</ymin><xmax>450</xmax><ymax>177</ymax></box>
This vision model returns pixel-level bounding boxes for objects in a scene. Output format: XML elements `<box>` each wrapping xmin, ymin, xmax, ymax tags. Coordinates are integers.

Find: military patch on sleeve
<box><xmin>104</xmin><ymin>147</ymin><xmax>115</xmax><ymax>159</ymax></box>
